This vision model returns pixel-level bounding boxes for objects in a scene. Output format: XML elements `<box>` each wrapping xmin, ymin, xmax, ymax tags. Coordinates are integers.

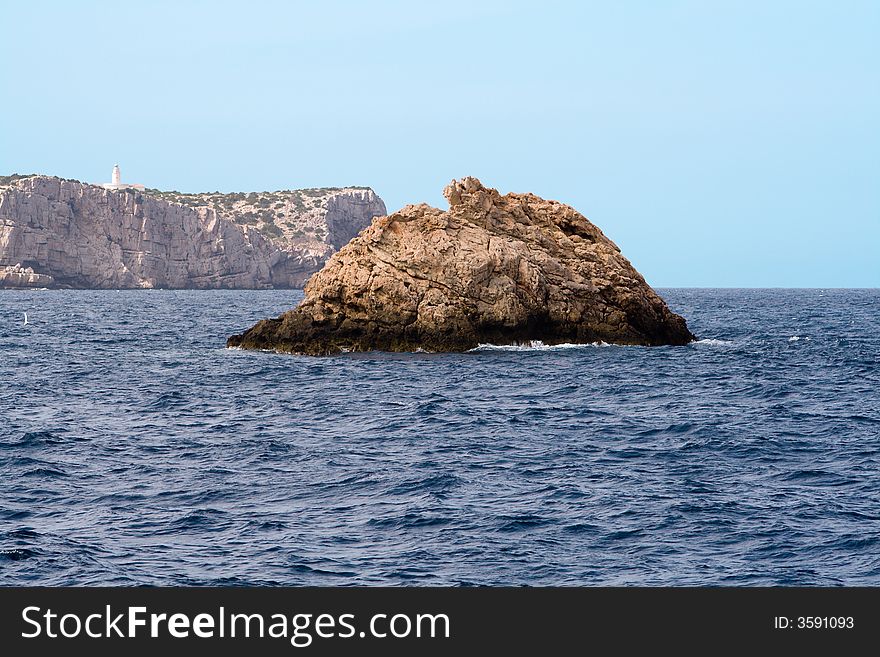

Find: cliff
<box><xmin>142</xmin><ymin>185</ymin><xmax>386</xmax><ymax>259</ymax></box>
<box><xmin>228</xmin><ymin>177</ymin><xmax>695</xmax><ymax>354</ymax></box>
<box><xmin>0</xmin><ymin>175</ymin><xmax>386</xmax><ymax>289</ymax></box>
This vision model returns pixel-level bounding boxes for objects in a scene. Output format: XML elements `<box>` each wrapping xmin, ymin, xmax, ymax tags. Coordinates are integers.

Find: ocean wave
<box><xmin>469</xmin><ymin>340</ymin><xmax>614</xmax><ymax>352</ymax></box>
<box><xmin>1</xmin><ymin>431</ymin><xmax>69</xmax><ymax>448</ymax></box>
<box><xmin>691</xmin><ymin>338</ymin><xmax>733</xmax><ymax>346</ymax></box>
<box><xmin>0</xmin><ymin>548</ymin><xmax>37</xmax><ymax>562</ymax></box>
<box><xmin>496</xmin><ymin>514</ymin><xmax>553</xmax><ymax>532</ymax></box>
<box><xmin>22</xmin><ymin>467</ymin><xmax>68</xmax><ymax>478</ymax></box>
<box><xmin>368</xmin><ymin>513</ymin><xmax>453</xmax><ymax>529</ymax></box>
<box><xmin>388</xmin><ymin>473</ymin><xmax>462</xmax><ymax>496</ymax></box>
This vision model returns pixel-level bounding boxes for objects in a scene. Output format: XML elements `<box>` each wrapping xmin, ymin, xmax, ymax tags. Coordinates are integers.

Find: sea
<box><xmin>1</xmin><ymin>288</ymin><xmax>878</xmax><ymax>586</ymax></box>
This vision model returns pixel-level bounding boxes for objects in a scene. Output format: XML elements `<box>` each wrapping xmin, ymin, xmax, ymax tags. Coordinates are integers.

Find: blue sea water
<box><xmin>0</xmin><ymin>288</ymin><xmax>878</xmax><ymax>586</ymax></box>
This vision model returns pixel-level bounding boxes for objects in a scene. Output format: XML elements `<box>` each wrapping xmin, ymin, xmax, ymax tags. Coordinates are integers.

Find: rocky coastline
<box><xmin>0</xmin><ymin>175</ymin><xmax>385</xmax><ymax>289</ymax></box>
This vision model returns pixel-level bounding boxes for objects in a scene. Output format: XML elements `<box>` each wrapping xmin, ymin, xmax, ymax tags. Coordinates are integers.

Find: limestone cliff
<box><xmin>143</xmin><ymin>185</ymin><xmax>387</xmax><ymax>262</ymax></box>
<box><xmin>0</xmin><ymin>175</ymin><xmax>386</xmax><ymax>289</ymax></box>
<box><xmin>228</xmin><ymin>177</ymin><xmax>695</xmax><ymax>354</ymax></box>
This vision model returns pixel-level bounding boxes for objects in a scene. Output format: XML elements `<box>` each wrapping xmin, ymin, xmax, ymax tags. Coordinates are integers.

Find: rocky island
<box><xmin>0</xmin><ymin>174</ymin><xmax>385</xmax><ymax>288</ymax></box>
<box><xmin>228</xmin><ymin>177</ymin><xmax>695</xmax><ymax>354</ymax></box>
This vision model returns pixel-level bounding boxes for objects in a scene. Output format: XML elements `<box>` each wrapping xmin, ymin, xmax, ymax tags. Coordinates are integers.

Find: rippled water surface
<box><xmin>1</xmin><ymin>289</ymin><xmax>878</xmax><ymax>585</ymax></box>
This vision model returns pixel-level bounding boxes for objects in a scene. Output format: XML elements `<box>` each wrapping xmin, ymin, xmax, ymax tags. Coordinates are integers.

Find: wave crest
<box><xmin>469</xmin><ymin>340</ymin><xmax>614</xmax><ymax>352</ymax></box>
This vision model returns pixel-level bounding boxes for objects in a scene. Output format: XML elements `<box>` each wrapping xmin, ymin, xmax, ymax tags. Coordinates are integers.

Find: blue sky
<box><xmin>2</xmin><ymin>1</ymin><xmax>877</xmax><ymax>286</ymax></box>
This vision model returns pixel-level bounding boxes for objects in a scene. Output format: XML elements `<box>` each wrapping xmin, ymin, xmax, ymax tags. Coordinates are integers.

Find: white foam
<box><xmin>691</xmin><ymin>338</ymin><xmax>733</xmax><ymax>346</ymax></box>
<box><xmin>788</xmin><ymin>336</ymin><xmax>810</xmax><ymax>342</ymax></box>
<box><xmin>469</xmin><ymin>340</ymin><xmax>614</xmax><ymax>352</ymax></box>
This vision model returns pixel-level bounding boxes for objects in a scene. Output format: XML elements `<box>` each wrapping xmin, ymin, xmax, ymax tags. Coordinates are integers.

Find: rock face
<box><xmin>0</xmin><ymin>175</ymin><xmax>386</xmax><ymax>289</ymax></box>
<box><xmin>142</xmin><ymin>185</ymin><xmax>387</xmax><ymax>272</ymax></box>
<box><xmin>228</xmin><ymin>177</ymin><xmax>695</xmax><ymax>354</ymax></box>
<box><xmin>0</xmin><ymin>264</ymin><xmax>53</xmax><ymax>288</ymax></box>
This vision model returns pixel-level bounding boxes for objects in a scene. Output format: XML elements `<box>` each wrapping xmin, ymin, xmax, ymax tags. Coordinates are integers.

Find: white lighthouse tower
<box><xmin>102</xmin><ymin>163</ymin><xmax>145</xmax><ymax>191</ymax></box>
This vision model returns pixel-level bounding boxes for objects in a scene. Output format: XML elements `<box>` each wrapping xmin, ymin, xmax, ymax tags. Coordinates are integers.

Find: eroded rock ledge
<box><xmin>228</xmin><ymin>177</ymin><xmax>695</xmax><ymax>354</ymax></box>
<box><xmin>0</xmin><ymin>264</ymin><xmax>53</xmax><ymax>289</ymax></box>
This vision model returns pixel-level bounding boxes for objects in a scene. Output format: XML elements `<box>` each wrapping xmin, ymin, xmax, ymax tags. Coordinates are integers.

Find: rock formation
<box><xmin>0</xmin><ymin>264</ymin><xmax>53</xmax><ymax>289</ymax></box>
<box><xmin>227</xmin><ymin>177</ymin><xmax>695</xmax><ymax>354</ymax></box>
<box><xmin>0</xmin><ymin>175</ymin><xmax>386</xmax><ymax>289</ymax></box>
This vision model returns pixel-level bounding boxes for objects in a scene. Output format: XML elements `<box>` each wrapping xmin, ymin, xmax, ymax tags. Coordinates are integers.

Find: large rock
<box><xmin>0</xmin><ymin>176</ymin><xmax>386</xmax><ymax>289</ymax></box>
<box><xmin>228</xmin><ymin>177</ymin><xmax>695</xmax><ymax>354</ymax></box>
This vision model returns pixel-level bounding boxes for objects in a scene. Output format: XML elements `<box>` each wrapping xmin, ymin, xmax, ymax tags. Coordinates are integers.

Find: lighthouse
<box><xmin>102</xmin><ymin>164</ymin><xmax>145</xmax><ymax>191</ymax></box>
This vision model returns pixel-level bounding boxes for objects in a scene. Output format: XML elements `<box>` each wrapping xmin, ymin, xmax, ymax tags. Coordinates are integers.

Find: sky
<box><xmin>2</xmin><ymin>1</ymin><xmax>877</xmax><ymax>287</ymax></box>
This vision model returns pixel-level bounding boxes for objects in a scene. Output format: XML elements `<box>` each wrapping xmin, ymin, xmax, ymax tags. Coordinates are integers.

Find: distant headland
<box><xmin>0</xmin><ymin>170</ymin><xmax>386</xmax><ymax>289</ymax></box>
